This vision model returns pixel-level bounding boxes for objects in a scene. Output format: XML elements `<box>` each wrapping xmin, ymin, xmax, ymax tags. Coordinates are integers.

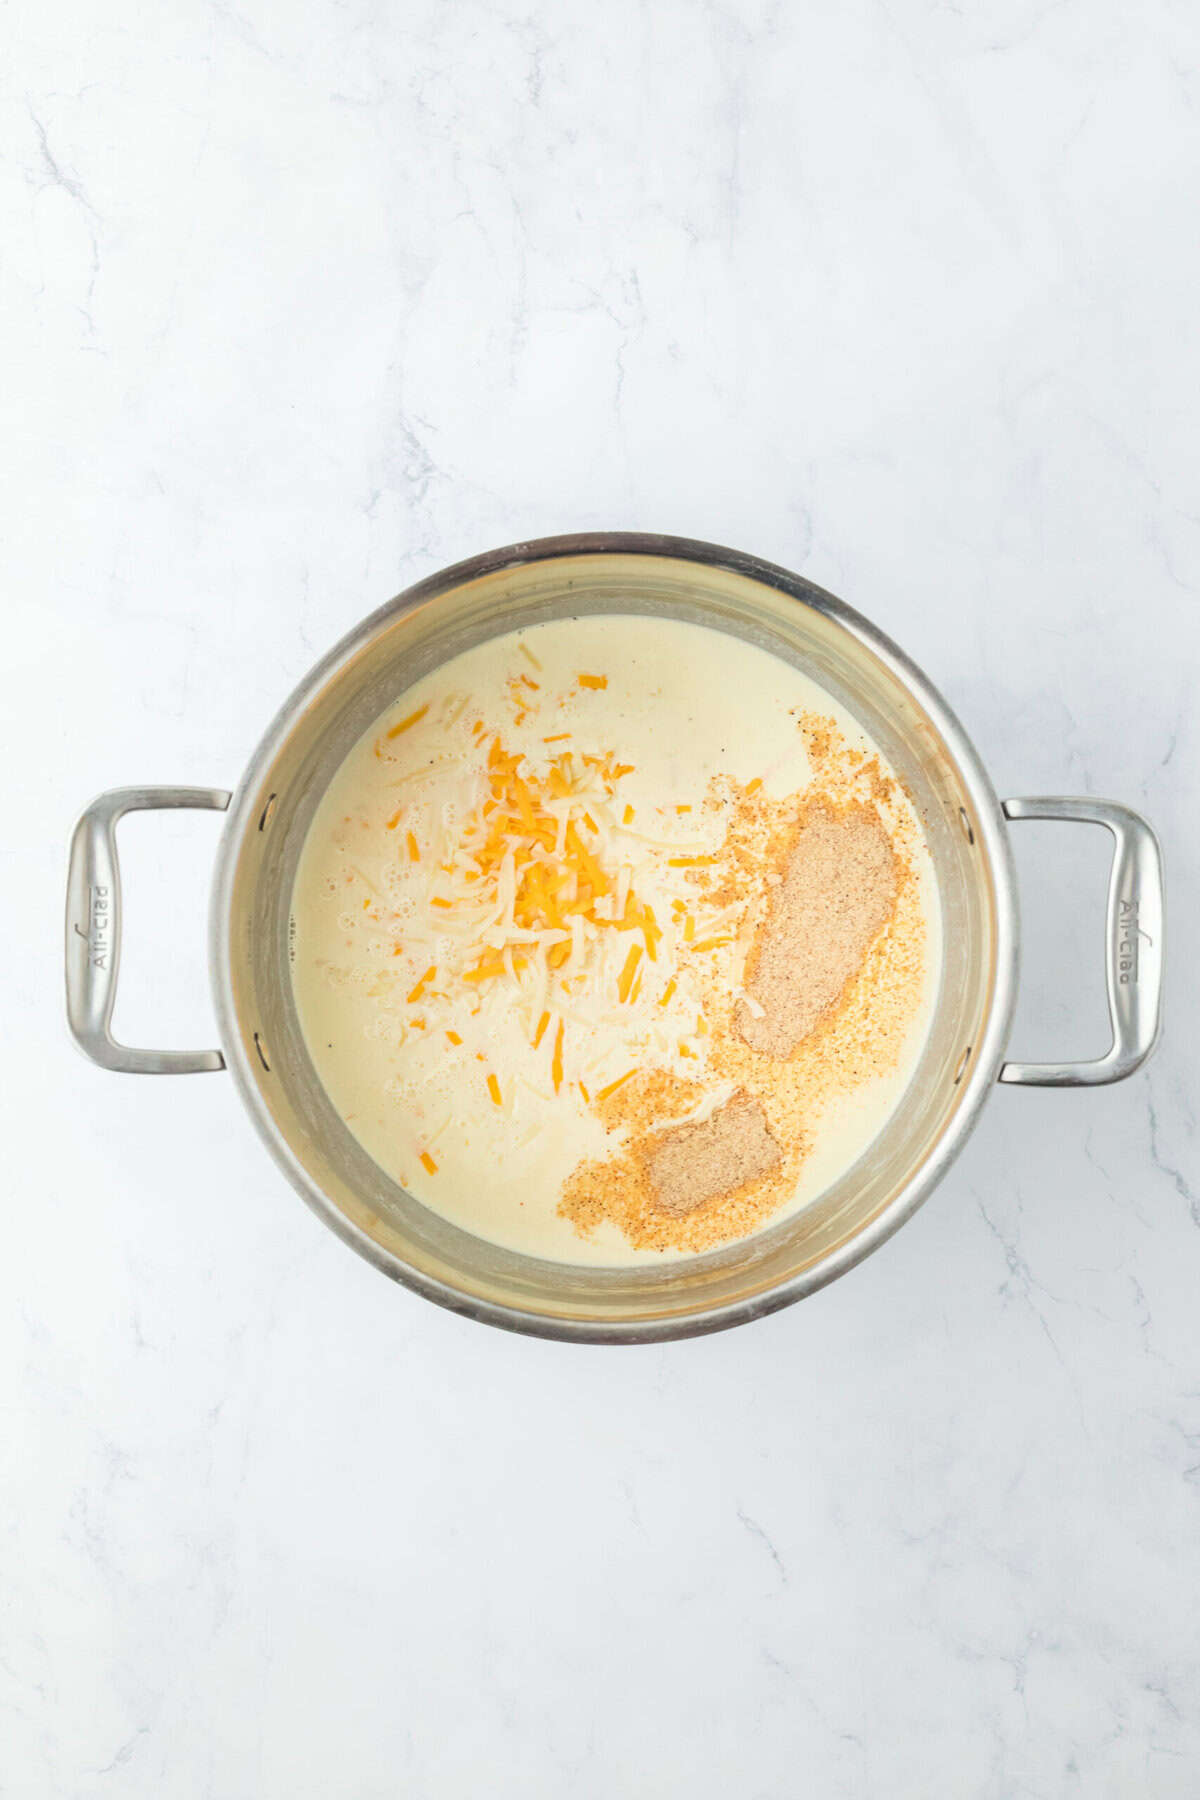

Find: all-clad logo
<box><xmin>1116</xmin><ymin>897</ymin><xmax>1151</xmax><ymax>985</ymax></box>
<box><xmin>75</xmin><ymin>883</ymin><xmax>112</xmax><ymax>970</ymax></box>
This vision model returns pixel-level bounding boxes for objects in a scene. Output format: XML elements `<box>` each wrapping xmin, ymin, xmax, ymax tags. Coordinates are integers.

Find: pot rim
<box><xmin>209</xmin><ymin>532</ymin><xmax>1019</xmax><ymax>1343</ymax></box>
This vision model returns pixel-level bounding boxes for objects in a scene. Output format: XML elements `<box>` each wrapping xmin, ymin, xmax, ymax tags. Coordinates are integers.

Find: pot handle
<box><xmin>65</xmin><ymin>786</ymin><xmax>231</xmax><ymax>1073</ymax></box>
<box><xmin>999</xmin><ymin>796</ymin><xmax>1164</xmax><ymax>1087</ymax></box>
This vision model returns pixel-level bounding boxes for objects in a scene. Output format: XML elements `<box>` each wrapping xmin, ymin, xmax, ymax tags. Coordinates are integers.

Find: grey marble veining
<box><xmin>3</xmin><ymin>1</ymin><xmax>1198</xmax><ymax>1793</ymax></box>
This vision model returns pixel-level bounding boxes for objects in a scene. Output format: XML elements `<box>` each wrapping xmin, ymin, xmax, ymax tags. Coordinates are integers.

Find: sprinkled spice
<box><xmin>558</xmin><ymin>712</ymin><xmax>928</xmax><ymax>1253</ymax></box>
<box><xmin>736</xmin><ymin>801</ymin><xmax>897</xmax><ymax>1058</ymax></box>
<box><xmin>643</xmin><ymin>1092</ymin><xmax>780</xmax><ymax>1216</ymax></box>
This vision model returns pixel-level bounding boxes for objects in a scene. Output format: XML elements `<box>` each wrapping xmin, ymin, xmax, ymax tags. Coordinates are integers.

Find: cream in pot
<box><xmin>290</xmin><ymin>614</ymin><xmax>943</xmax><ymax>1265</ymax></box>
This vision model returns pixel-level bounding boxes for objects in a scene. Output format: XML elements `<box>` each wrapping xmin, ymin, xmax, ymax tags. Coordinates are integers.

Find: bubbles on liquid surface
<box><xmin>380</xmin><ymin>865</ymin><xmax>408</xmax><ymax>901</ymax></box>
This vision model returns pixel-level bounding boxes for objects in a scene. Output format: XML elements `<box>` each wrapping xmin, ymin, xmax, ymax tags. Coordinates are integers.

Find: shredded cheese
<box><xmin>617</xmin><ymin>943</ymin><xmax>642</xmax><ymax>1003</ymax></box>
<box><xmin>372</xmin><ymin>703</ymin><xmax>745</xmax><ymax>1120</ymax></box>
<box><xmin>386</xmin><ymin>704</ymin><xmax>429</xmax><ymax>738</ymax></box>
<box><xmin>407</xmin><ymin>966</ymin><xmax>436</xmax><ymax>1003</ymax></box>
<box><xmin>596</xmin><ymin>1069</ymin><xmax>637</xmax><ymax>1102</ymax></box>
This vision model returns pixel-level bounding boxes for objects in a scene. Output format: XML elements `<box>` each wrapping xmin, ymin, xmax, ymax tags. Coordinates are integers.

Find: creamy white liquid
<box><xmin>291</xmin><ymin>614</ymin><xmax>941</xmax><ymax>1264</ymax></box>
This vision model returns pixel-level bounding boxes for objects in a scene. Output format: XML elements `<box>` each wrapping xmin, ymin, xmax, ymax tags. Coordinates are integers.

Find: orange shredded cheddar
<box><xmin>551</xmin><ymin>1019</ymin><xmax>564</xmax><ymax>1094</ymax></box>
<box><xmin>386</xmin><ymin>703</ymin><xmax>429</xmax><ymax>739</ymax></box>
<box><xmin>362</xmin><ymin>897</ymin><xmax>371</xmax><ymax>910</ymax></box>
<box><xmin>675</xmin><ymin>804</ymin><xmax>692</xmax><ymax>814</ymax></box>
<box><xmin>679</xmin><ymin>1042</ymin><xmax>695</xmax><ymax>1058</ymax></box>
<box><xmin>464</xmin><ymin>948</ymin><xmax>530</xmax><ymax>982</ymax></box>
<box><xmin>446</xmin><ymin>1030</ymin><xmax>462</xmax><ymax>1046</ymax></box>
<box><xmin>407</xmin><ymin>966</ymin><xmax>436</xmax><ymax>1003</ymax></box>
<box><xmin>659</xmin><ymin>978</ymin><xmax>677</xmax><ymax>1007</ymax></box>
<box><xmin>543</xmin><ymin>733</ymin><xmax>571</xmax><ymax>743</ymax></box>
<box><xmin>397</xmin><ymin>730</ymin><xmax>651</xmax><ymax>1007</ymax></box>
<box><xmin>406</xmin><ymin>831</ymin><xmax>420</xmax><ymax>863</ymax></box>
<box><xmin>386</xmin><ymin>809</ymin><xmax>402</xmax><ymax>831</ymax></box>
<box><xmin>668</xmin><ymin>855</ymin><xmax>716</xmax><ymax>868</ymax></box>
<box><xmin>745</xmin><ymin>777</ymin><xmax>763</xmax><ymax>795</ymax></box>
<box><xmin>419</xmin><ymin>1150</ymin><xmax>438</xmax><ymax>1175</ymax></box>
<box><xmin>688</xmin><ymin>936</ymin><xmax>732</xmax><ymax>953</ymax></box>
<box><xmin>683</xmin><ymin>914</ymin><xmax>695</xmax><ymax>944</ymax></box>
<box><xmin>391</xmin><ymin>945</ymin><xmax>403</xmax><ymax>956</ymax></box>
<box><xmin>533</xmin><ymin>1011</ymin><xmax>551</xmax><ymax>1049</ymax></box>
<box><xmin>622</xmin><ymin>803</ymin><xmax>634</xmax><ymax>824</ymax></box>
<box><xmin>487</xmin><ymin>1072</ymin><xmax>502</xmax><ymax>1107</ymax></box>
<box><xmin>578</xmin><ymin>1081</ymin><xmax>590</xmax><ymax>1102</ymax></box>
<box><xmin>596</xmin><ymin>1069</ymin><xmax>637</xmax><ymax>1102</ymax></box>
<box><xmin>617</xmin><ymin>943</ymin><xmax>643</xmax><ymax>1003</ymax></box>
<box><xmin>464</xmin><ymin>952</ymin><xmax>501</xmax><ymax>983</ymax></box>
<box><xmin>578</xmin><ymin>673</ymin><xmax>607</xmax><ymax>690</ymax></box>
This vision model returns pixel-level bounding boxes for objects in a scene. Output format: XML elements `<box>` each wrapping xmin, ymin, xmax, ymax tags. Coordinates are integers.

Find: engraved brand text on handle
<box><xmin>88</xmin><ymin>884</ymin><xmax>111</xmax><ymax>970</ymax></box>
<box><xmin>1116</xmin><ymin>897</ymin><xmax>1152</xmax><ymax>986</ymax></box>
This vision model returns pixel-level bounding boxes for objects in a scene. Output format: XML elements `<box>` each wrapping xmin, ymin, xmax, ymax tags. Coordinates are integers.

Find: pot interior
<box><xmin>217</xmin><ymin>546</ymin><xmax>1007</xmax><ymax>1337</ymax></box>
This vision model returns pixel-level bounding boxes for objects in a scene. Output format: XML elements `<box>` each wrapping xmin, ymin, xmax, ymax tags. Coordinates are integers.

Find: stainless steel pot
<box><xmin>65</xmin><ymin>535</ymin><xmax>1165</xmax><ymax>1341</ymax></box>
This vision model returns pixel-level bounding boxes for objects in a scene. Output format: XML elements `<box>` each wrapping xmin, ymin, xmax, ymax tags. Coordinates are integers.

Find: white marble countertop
<box><xmin>4</xmin><ymin>3</ymin><xmax>1198</xmax><ymax>1793</ymax></box>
